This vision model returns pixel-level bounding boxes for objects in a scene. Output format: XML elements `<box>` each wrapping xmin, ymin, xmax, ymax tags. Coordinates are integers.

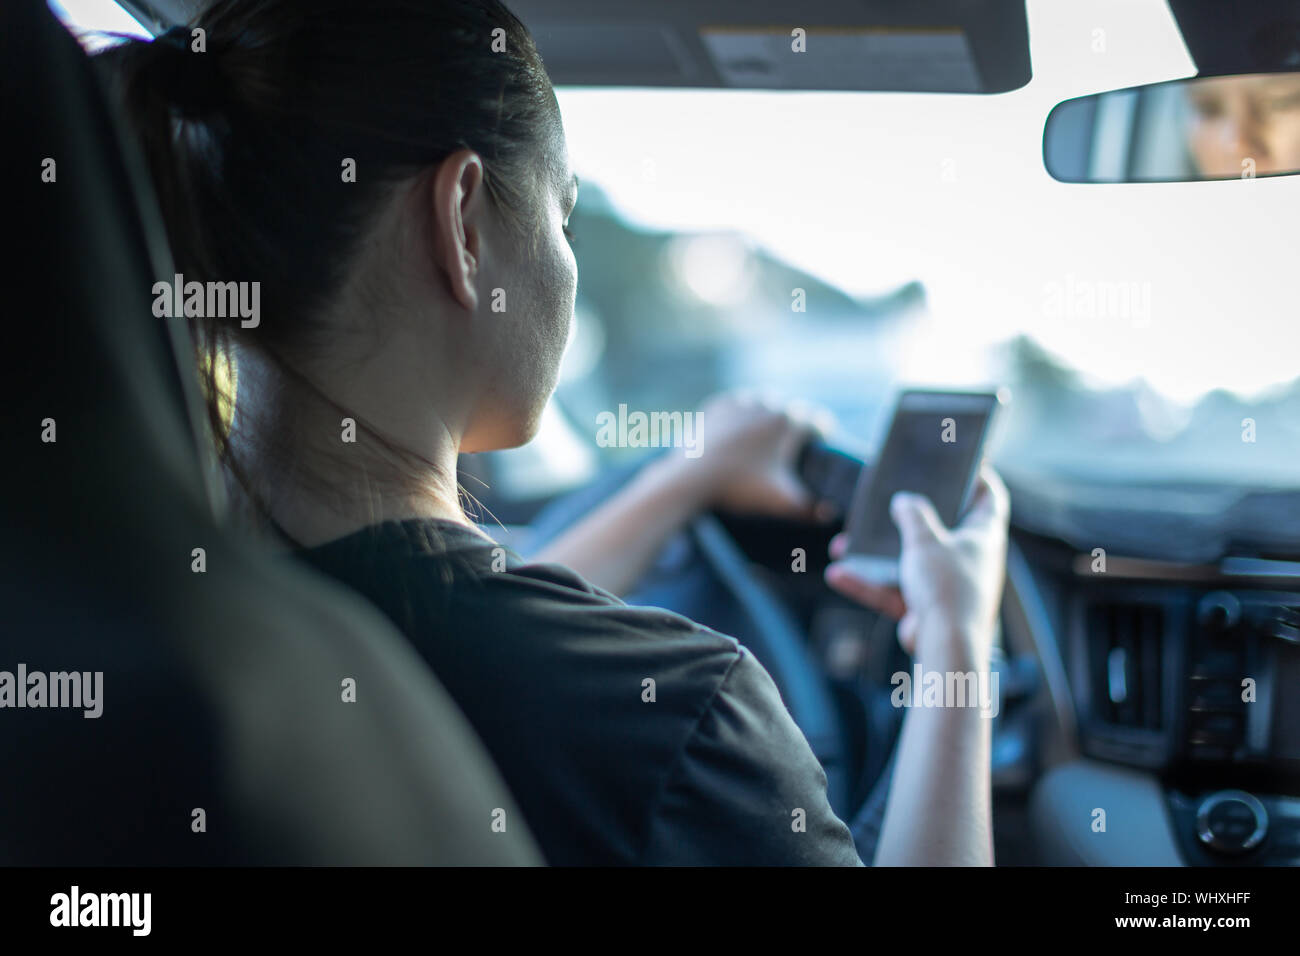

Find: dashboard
<box><xmin>1015</xmin><ymin>532</ymin><xmax>1300</xmax><ymax>866</ymax></box>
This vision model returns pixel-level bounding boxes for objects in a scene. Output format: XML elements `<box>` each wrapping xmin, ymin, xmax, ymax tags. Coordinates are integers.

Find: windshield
<box><xmin>523</xmin><ymin>0</ymin><xmax>1300</xmax><ymax>494</ymax></box>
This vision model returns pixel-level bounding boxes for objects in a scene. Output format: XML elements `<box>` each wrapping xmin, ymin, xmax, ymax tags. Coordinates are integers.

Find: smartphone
<box><xmin>840</xmin><ymin>389</ymin><xmax>1004</xmax><ymax>585</ymax></box>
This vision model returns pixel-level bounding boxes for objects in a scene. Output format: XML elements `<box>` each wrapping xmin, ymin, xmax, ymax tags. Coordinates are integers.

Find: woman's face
<box><xmin>1186</xmin><ymin>73</ymin><xmax>1300</xmax><ymax>178</ymax></box>
<box><xmin>464</xmin><ymin>110</ymin><xmax>579</xmax><ymax>452</ymax></box>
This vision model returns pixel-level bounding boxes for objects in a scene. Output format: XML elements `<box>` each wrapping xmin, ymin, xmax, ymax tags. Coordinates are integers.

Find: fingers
<box><xmin>708</xmin><ymin>389</ymin><xmax>835</xmax><ymax>443</ymax></box>
<box><xmin>785</xmin><ymin>398</ymin><xmax>837</xmax><ymax>443</ymax></box>
<box><xmin>891</xmin><ymin>491</ymin><xmax>946</xmax><ymax>543</ymax></box>
<box><xmin>897</xmin><ymin>610</ymin><xmax>919</xmax><ymax>652</ymax></box>
<box><xmin>829</xmin><ymin>531</ymin><xmax>850</xmax><ymax>559</ymax></box>
<box><xmin>777</xmin><ymin>414</ymin><xmax>818</xmax><ymax>465</ymax></box>
<box><xmin>981</xmin><ymin>464</ymin><xmax>1010</xmax><ymax>518</ymax></box>
<box><xmin>774</xmin><ymin>397</ymin><xmax>833</xmax><ymax>461</ymax></box>
<box><xmin>959</xmin><ymin>463</ymin><xmax>1010</xmax><ymax>531</ymax></box>
<box><xmin>770</xmin><ymin>470</ymin><xmax>818</xmax><ymax>519</ymax></box>
<box><xmin>824</xmin><ymin>562</ymin><xmax>907</xmax><ymax>619</ymax></box>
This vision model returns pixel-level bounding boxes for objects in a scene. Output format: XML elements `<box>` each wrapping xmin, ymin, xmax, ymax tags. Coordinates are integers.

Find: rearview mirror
<box><xmin>1043</xmin><ymin>72</ymin><xmax>1300</xmax><ymax>183</ymax></box>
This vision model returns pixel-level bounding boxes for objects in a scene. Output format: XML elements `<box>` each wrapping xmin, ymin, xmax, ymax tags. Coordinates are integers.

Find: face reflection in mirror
<box><xmin>1185</xmin><ymin>74</ymin><xmax>1300</xmax><ymax>178</ymax></box>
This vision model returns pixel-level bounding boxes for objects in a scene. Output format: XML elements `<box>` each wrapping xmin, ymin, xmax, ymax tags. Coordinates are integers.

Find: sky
<box><xmin>556</xmin><ymin>0</ymin><xmax>1300</xmax><ymax>405</ymax></box>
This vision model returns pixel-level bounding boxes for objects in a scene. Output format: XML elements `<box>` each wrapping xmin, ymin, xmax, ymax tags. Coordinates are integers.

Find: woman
<box><xmin>99</xmin><ymin>0</ymin><xmax>1008</xmax><ymax>865</ymax></box>
<box><xmin>1183</xmin><ymin>73</ymin><xmax>1300</xmax><ymax>179</ymax></box>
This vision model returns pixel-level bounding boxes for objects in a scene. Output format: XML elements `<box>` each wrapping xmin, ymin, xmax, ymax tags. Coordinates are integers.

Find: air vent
<box><xmin>1087</xmin><ymin>602</ymin><xmax>1164</xmax><ymax>730</ymax></box>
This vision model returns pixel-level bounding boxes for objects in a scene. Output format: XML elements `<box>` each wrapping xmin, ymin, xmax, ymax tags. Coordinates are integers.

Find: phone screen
<box><xmin>846</xmin><ymin>392</ymin><xmax>997</xmax><ymax>560</ymax></box>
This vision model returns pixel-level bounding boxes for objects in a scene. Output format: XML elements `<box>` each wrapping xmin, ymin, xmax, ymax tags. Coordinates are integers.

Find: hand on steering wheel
<box><xmin>661</xmin><ymin>390</ymin><xmax>839</xmax><ymax>522</ymax></box>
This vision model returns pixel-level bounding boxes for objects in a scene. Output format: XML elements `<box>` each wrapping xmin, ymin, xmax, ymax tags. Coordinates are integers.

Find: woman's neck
<box><xmin>224</xmin><ymin>344</ymin><xmax>472</xmax><ymax>548</ymax></box>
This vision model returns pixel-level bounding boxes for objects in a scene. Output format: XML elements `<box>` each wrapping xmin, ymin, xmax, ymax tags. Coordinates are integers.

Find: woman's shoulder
<box><xmin>297</xmin><ymin>516</ymin><xmax>744</xmax><ymax>678</ymax></box>
<box><xmin>296</xmin><ymin>516</ymin><xmax>844</xmax><ymax>865</ymax></box>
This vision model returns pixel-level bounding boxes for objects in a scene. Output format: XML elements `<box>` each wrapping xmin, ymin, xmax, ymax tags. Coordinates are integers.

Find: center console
<box><xmin>1062</xmin><ymin>557</ymin><xmax>1300</xmax><ymax>865</ymax></box>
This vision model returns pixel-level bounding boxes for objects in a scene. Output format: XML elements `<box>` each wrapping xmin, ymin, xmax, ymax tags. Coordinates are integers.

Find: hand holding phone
<box><xmin>827</xmin><ymin>468</ymin><xmax>1009</xmax><ymax>661</ymax></box>
<box><xmin>837</xmin><ymin>390</ymin><xmax>1003</xmax><ymax>586</ymax></box>
<box><xmin>824</xmin><ymin>389</ymin><xmax>1010</xmax><ymax>662</ymax></box>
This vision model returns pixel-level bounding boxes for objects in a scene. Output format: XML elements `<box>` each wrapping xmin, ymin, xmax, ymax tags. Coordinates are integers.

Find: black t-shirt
<box><xmin>298</xmin><ymin>518</ymin><xmax>865</xmax><ymax>866</ymax></box>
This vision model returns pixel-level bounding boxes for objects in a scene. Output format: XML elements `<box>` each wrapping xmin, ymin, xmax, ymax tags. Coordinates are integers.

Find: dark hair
<box><xmin>95</xmin><ymin>0</ymin><xmax>556</xmax><ymax>529</ymax></box>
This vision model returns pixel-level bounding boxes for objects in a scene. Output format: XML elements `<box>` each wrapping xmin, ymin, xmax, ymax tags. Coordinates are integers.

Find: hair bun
<box><xmin>150</xmin><ymin>26</ymin><xmax>225</xmax><ymax>118</ymax></box>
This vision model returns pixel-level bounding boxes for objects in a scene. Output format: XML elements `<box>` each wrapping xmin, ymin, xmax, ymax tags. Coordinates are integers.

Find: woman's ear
<box><xmin>430</xmin><ymin>149</ymin><xmax>486</xmax><ymax>312</ymax></box>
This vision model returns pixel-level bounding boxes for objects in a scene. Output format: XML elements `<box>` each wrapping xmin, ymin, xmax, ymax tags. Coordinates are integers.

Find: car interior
<box><xmin>8</xmin><ymin>0</ymin><xmax>1299</xmax><ymax>869</ymax></box>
